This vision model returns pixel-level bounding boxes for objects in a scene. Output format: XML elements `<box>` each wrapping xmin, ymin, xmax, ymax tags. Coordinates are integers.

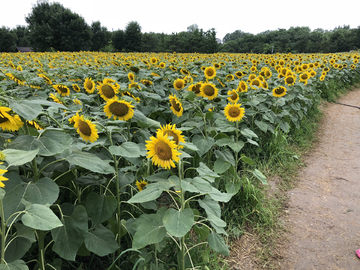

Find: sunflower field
<box><xmin>0</xmin><ymin>51</ymin><xmax>359</xmax><ymax>270</ymax></box>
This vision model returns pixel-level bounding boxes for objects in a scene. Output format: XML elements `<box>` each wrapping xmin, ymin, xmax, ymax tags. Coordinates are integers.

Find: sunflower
<box><xmin>156</xmin><ymin>123</ymin><xmax>186</xmax><ymax>149</ymax></box>
<box><xmin>6</xmin><ymin>73</ymin><xmax>25</xmax><ymax>85</ymax></box>
<box><xmin>84</xmin><ymin>78</ymin><xmax>96</xmax><ymax>93</ymax></box>
<box><xmin>17</xmin><ymin>65</ymin><xmax>23</xmax><ymax>71</ymax></box>
<box><xmin>200</xmin><ymin>83</ymin><xmax>218</xmax><ymax>100</ymax></box>
<box><xmin>122</xmin><ymin>91</ymin><xmax>140</xmax><ymax>103</ymax></box>
<box><xmin>159</xmin><ymin>62</ymin><xmax>166</xmax><ymax>69</ymax></box>
<box><xmin>224</xmin><ymin>103</ymin><xmax>245</xmax><ymax>122</ymax></box>
<box><xmin>73</xmin><ymin>99</ymin><xmax>82</xmax><ymax>105</ymax></box>
<box><xmin>0</xmin><ymin>164</ymin><xmax>8</xmax><ymax>188</ymax></box>
<box><xmin>146</xmin><ymin>132</ymin><xmax>181</xmax><ymax>170</ymax></box>
<box><xmin>173</xmin><ymin>78</ymin><xmax>185</xmax><ymax>90</ymax></box>
<box><xmin>188</xmin><ymin>82</ymin><xmax>202</xmax><ymax>96</ymax></box>
<box><xmin>319</xmin><ymin>75</ymin><xmax>326</xmax><ymax>81</ymax></box>
<box><xmin>237</xmin><ymin>81</ymin><xmax>248</xmax><ymax>93</ymax></box>
<box><xmin>104</xmin><ymin>99</ymin><xmax>134</xmax><ymax>121</ymax></box>
<box><xmin>27</xmin><ymin>120</ymin><xmax>43</xmax><ymax>130</ymax></box>
<box><xmin>169</xmin><ymin>66</ymin><xmax>177</xmax><ymax>72</ymax></box>
<box><xmin>169</xmin><ymin>94</ymin><xmax>183</xmax><ymax>117</ymax></box>
<box><xmin>38</xmin><ymin>74</ymin><xmax>53</xmax><ymax>85</ymax></box>
<box><xmin>284</xmin><ymin>75</ymin><xmax>296</xmax><ymax>86</ymax></box>
<box><xmin>129</xmin><ymin>82</ymin><xmax>141</xmax><ymax>90</ymax></box>
<box><xmin>73</xmin><ymin>113</ymin><xmax>98</xmax><ymax>143</ymax></box>
<box><xmin>226</xmin><ymin>74</ymin><xmax>234</xmax><ymax>81</ymax></box>
<box><xmin>135</xmin><ymin>180</ymin><xmax>148</xmax><ymax>191</ymax></box>
<box><xmin>180</xmin><ymin>68</ymin><xmax>190</xmax><ymax>76</ymax></box>
<box><xmin>227</xmin><ymin>89</ymin><xmax>240</xmax><ymax>103</ymax></box>
<box><xmin>235</xmin><ymin>71</ymin><xmax>244</xmax><ymax>79</ymax></box>
<box><xmin>97</xmin><ymin>82</ymin><xmax>118</xmax><ymax>101</ymax></box>
<box><xmin>272</xmin><ymin>86</ymin><xmax>287</xmax><ymax>98</ymax></box>
<box><xmin>127</xmin><ymin>72</ymin><xmax>135</xmax><ymax>82</ymax></box>
<box><xmin>250</xmin><ymin>78</ymin><xmax>261</xmax><ymax>89</ymax></box>
<box><xmin>49</xmin><ymin>93</ymin><xmax>64</xmax><ymax>105</ymax></box>
<box><xmin>0</xmin><ymin>107</ymin><xmax>24</xmax><ymax>131</ymax></box>
<box><xmin>53</xmin><ymin>84</ymin><xmax>70</xmax><ymax>96</ymax></box>
<box><xmin>299</xmin><ymin>72</ymin><xmax>309</xmax><ymax>85</ymax></box>
<box><xmin>150</xmin><ymin>57</ymin><xmax>158</xmax><ymax>64</ymax></box>
<box><xmin>72</xmin><ymin>84</ymin><xmax>81</xmax><ymax>92</ymax></box>
<box><xmin>204</xmin><ymin>66</ymin><xmax>216</xmax><ymax>79</ymax></box>
<box><xmin>140</xmin><ymin>79</ymin><xmax>153</xmax><ymax>86</ymax></box>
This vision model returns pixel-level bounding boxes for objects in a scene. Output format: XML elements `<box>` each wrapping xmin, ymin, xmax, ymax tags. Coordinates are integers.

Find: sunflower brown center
<box><xmin>109</xmin><ymin>102</ymin><xmax>129</xmax><ymax>117</ymax></box>
<box><xmin>275</xmin><ymin>88</ymin><xmax>285</xmax><ymax>95</ymax></box>
<box><xmin>58</xmin><ymin>86</ymin><xmax>68</xmax><ymax>93</ymax></box>
<box><xmin>85</xmin><ymin>81</ymin><xmax>93</xmax><ymax>89</ymax></box>
<box><xmin>206</xmin><ymin>69</ymin><xmax>214</xmax><ymax>77</ymax></box>
<box><xmin>78</xmin><ymin>120</ymin><xmax>92</xmax><ymax>136</ymax></box>
<box><xmin>230</xmin><ymin>92</ymin><xmax>238</xmax><ymax>100</ymax></box>
<box><xmin>175</xmin><ymin>81</ymin><xmax>184</xmax><ymax>88</ymax></box>
<box><xmin>102</xmin><ymin>85</ymin><xmax>115</xmax><ymax>98</ymax></box>
<box><xmin>163</xmin><ymin>130</ymin><xmax>179</xmax><ymax>144</ymax></box>
<box><xmin>229</xmin><ymin>107</ymin><xmax>241</xmax><ymax>117</ymax></box>
<box><xmin>192</xmin><ymin>84</ymin><xmax>201</xmax><ymax>94</ymax></box>
<box><xmin>155</xmin><ymin>141</ymin><xmax>172</xmax><ymax>160</ymax></box>
<box><xmin>171</xmin><ymin>100</ymin><xmax>181</xmax><ymax>112</ymax></box>
<box><xmin>203</xmin><ymin>85</ymin><xmax>215</xmax><ymax>96</ymax></box>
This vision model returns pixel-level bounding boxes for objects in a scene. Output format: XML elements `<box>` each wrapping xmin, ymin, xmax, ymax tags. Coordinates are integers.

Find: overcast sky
<box><xmin>1</xmin><ymin>0</ymin><xmax>359</xmax><ymax>41</ymax></box>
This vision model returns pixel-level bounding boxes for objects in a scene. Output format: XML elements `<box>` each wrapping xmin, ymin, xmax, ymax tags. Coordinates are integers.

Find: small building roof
<box><xmin>16</xmin><ymin>47</ymin><xmax>33</xmax><ymax>52</ymax></box>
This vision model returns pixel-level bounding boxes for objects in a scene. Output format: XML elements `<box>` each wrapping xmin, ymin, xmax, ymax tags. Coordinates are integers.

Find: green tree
<box><xmin>11</xmin><ymin>26</ymin><xmax>31</xmax><ymax>47</ymax></box>
<box><xmin>124</xmin><ymin>21</ymin><xmax>142</xmax><ymax>52</ymax></box>
<box><xmin>90</xmin><ymin>21</ymin><xmax>111</xmax><ymax>51</ymax></box>
<box><xmin>0</xmin><ymin>27</ymin><xmax>17</xmax><ymax>52</ymax></box>
<box><xmin>112</xmin><ymin>30</ymin><xmax>125</xmax><ymax>52</ymax></box>
<box><xmin>25</xmin><ymin>2</ymin><xmax>91</xmax><ymax>51</ymax></box>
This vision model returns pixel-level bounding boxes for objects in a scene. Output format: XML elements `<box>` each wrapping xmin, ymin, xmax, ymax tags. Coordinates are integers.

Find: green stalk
<box><xmin>178</xmin><ymin>159</ymin><xmax>185</xmax><ymax>270</ymax></box>
<box><xmin>113</xmin><ymin>154</ymin><xmax>122</xmax><ymax>268</ymax></box>
<box><xmin>22</xmin><ymin>118</ymin><xmax>39</xmax><ymax>182</ymax></box>
<box><xmin>0</xmin><ymin>200</ymin><xmax>5</xmax><ymax>264</ymax></box>
<box><xmin>36</xmin><ymin>231</ymin><xmax>46</xmax><ymax>270</ymax></box>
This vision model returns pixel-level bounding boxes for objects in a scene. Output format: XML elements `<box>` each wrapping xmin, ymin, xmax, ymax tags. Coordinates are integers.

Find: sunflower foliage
<box><xmin>0</xmin><ymin>51</ymin><xmax>358</xmax><ymax>270</ymax></box>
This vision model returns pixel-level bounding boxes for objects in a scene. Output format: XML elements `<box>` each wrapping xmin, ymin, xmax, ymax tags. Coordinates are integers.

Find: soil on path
<box><xmin>281</xmin><ymin>88</ymin><xmax>360</xmax><ymax>270</ymax></box>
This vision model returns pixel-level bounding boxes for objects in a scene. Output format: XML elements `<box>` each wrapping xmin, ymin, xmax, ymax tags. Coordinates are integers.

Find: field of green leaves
<box><xmin>0</xmin><ymin>51</ymin><xmax>359</xmax><ymax>270</ymax></box>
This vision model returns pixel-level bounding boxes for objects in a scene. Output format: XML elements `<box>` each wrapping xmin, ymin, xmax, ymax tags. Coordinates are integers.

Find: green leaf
<box><xmin>9</xmin><ymin>100</ymin><xmax>43</xmax><ymax>120</ymax></box>
<box><xmin>22</xmin><ymin>204</ymin><xmax>63</xmax><ymax>231</ymax></box>
<box><xmin>51</xmin><ymin>205</ymin><xmax>88</xmax><ymax>261</ymax></box>
<box><xmin>163</xmin><ymin>208</ymin><xmax>194</xmax><ymax>237</ymax></box>
<box><xmin>213</xmin><ymin>159</ymin><xmax>231</xmax><ymax>174</ymax></box>
<box><xmin>208</xmin><ymin>232</ymin><xmax>229</xmax><ymax>256</ymax></box>
<box><xmin>181</xmin><ymin>177</ymin><xmax>213</xmax><ymax>194</ymax></box>
<box><xmin>215</xmin><ymin>138</ymin><xmax>230</xmax><ymax>147</ymax></box>
<box><xmin>128</xmin><ymin>184</ymin><xmax>163</xmax><ymax>204</ymax></box>
<box><xmin>0</xmin><ymin>260</ymin><xmax>29</xmax><ymax>270</ymax></box>
<box><xmin>85</xmin><ymin>192</ymin><xmax>117</xmax><ymax>227</ymax></box>
<box><xmin>66</xmin><ymin>149</ymin><xmax>115</xmax><ymax>174</ymax></box>
<box><xmin>3</xmin><ymin>149</ymin><xmax>39</xmax><ymax>167</ymax></box>
<box><xmin>255</xmin><ymin>120</ymin><xmax>268</xmax><ymax>133</ymax></box>
<box><xmin>228</xmin><ymin>140</ymin><xmax>244</xmax><ymax>153</ymax></box>
<box><xmin>132</xmin><ymin>211</ymin><xmax>167</xmax><ymax>249</ymax></box>
<box><xmin>279</xmin><ymin>121</ymin><xmax>290</xmax><ymax>133</ymax></box>
<box><xmin>5</xmin><ymin>237</ymin><xmax>32</xmax><ymax>263</ymax></box>
<box><xmin>37</xmin><ymin>130</ymin><xmax>73</xmax><ymax>156</ymax></box>
<box><xmin>214</xmin><ymin>149</ymin><xmax>235</xmax><ymax>166</ymax></box>
<box><xmin>240</xmin><ymin>128</ymin><xmax>258</xmax><ymax>139</ymax></box>
<box><xmin>109</xmin><ymin>142</ymin><xmax>141</xmax><ymax>158</ymax></box>
<box><xmin>0</xmin><ymin>188</ymin><xmax>5</xmax><ymax>200</ymax></box>
<box><xmin>192</xmin><ymin>135</ymin><xmax>214</xmax><ymax>156</ymax></box>
<box><xmin>208</xmin><ymin>188</ymin><xmax>234</xmax><ymax>203</ymax></box>
<box><xmin>194</xmin><ymin>225</ymin><xmax>210</xmax><ymax>241</ymax></box>
<box><xmin>84</xmin><ymin>224</ymin><xmax>119</xmax><ymax>256</ymax></box>
<box><xmin>253</xmin><ymin>169</ymin><xmax>268</xmax><ymax>185</ymax></box>
<box><xmin>196</xmin><ymin>162</ymin><xmax>219</xmax><ymax>183</ymax></box>
<box><xmin>241</xmin><ymin>154</ymin><xmax>254</xmax><ymax>165</ymax></box>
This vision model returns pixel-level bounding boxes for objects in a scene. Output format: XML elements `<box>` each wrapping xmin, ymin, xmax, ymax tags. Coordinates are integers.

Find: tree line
<box><xmin>1</xmin><ymin>1</ymin><xmax>359</xmax><ymax>54</ymax></box>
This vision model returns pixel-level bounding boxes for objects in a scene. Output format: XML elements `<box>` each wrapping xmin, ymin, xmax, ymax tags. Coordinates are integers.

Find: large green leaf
<box><xmin>109</xmin><ymin>142</ymin><xmax>141</xmax><ymax>158</ymax></box>
<box><xmin>192</xmin><ymin>135</ymin><xmax>214</xmax><ymax>156</ymax></box>
<box><xmin>3</xmin><ymin>174</ymin><xmax>59</xmax><ymax>223</ymax></box>
<box><xmin>196</xmin><ymin>162</ymin><xmax>219</xmax><ymax>183</ymax></box>
<box><xmin>253</xmin><ymin>169</ymin><xmax>268</xmax><ymax>185</ymax></box>
<box><xmin>36</xmin><ymin>130</ymin><xmax>73</xmax><ymax>156</ymax></box>
<box><xmin>3</xmin><ymin>149</ymin><xmax>39</xmax><ymax>167</ymax></box>
<box><xmin>66</xmin><ymin>149</ymin><xmax>115</xmax><ymax>174</ymax></box>
<box><xmin>5</xmin><ymin>237</ymin><xmax>32</xmax><ymax>263</ymax></box>
<box><xmin>84</xmin><ymin>224</ymin><xmax>119</xmax><ymax>256</ymax></box>
<box><xmin>128</xmin><ymin>182</ymin><xmax>173</xmax><ymax>204</ymax></box>
<box><xmin>240</xmin><ymin>128</ymin><xmax>258</xmax><ymax>139</ymax></box>
<box><xmin>9</xmin><ymin>100</ymin><xmax>43</xmax><ymax>121</ymax></box>
<box><xmin>228</xmin><ymin>140</ymin><xmax>244</xmax><ymax>153</ymax></box>
<box><xmin>85</xmin><ymin>192</ymin><xmax>117</xmax><ymax>227</ymax></box>
<box><xmin>22</xmin><ymin>204</ymin><xmax>63</xmax><ymax>231</ymax></box>
<box><xmin>51</xmin><ymin>205</ymin><xmax>88</xmax><ymax>261</ymax></box>
<box><xmin>213</xmin><ymin>159</ymin><xmax>231</xmax><ymax>174</ymax></box>
<box><xmin>181</xmin><ymin>177</ymin><xmax>212</xmax><ymax>194</ymax></box>
<box><xmin>208</xmin><ymin>232</ymin><xmax>229</xmax><ymax>256</ymax></box>
<box><xmin>214</xmin><ymin>149</ymin><xmax>235</xmax><ymax>166</ymax></box>
<box><xmin>163</xmin><ymin>208</ymin><xmax>194</xmax><ymax>237</ymax></box>
<box><xmin>255</xmin><ymin>120</ymin><xmax>268</xmax><ymax>133</ymax></box>
<box><xmin>0</xmin><ymin>259</ymin><xmax>29</xmax><ymax>270</ymax></box>
<box><xmin>132</xmin><ymin>211</ymin><xmax>167</xmax><ymax>249</ymax></box>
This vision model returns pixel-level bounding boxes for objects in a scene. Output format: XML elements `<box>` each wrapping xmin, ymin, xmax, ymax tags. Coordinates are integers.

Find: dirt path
<box><xmin>281</xmin><ymin>88</ymin><xmax>360</xmax><ymax>269</ymax></box>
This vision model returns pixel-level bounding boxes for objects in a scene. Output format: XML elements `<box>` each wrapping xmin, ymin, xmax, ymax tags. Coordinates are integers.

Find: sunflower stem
<box><xmin>178</xmin><ymin>159</ymin><xmax>186</xmax><ymax>270</ymax></box>
<box><xmin>38</xmin><ymin>112</ymin><xmax>62</xmax><ymax>128</ymax></box>
<box><xmin>36</xmin><ymin>230</ymin><xmax>46</xmax><ymax>270</ymax></box>
<box><xmin>113</xmin><ymin>154</ymin><xmax>122</xmax><ymax>268</ymax></box>
<box><xmin>0</xmin><ymin>199</ymin><xmax>6</xmax><ymax>264</ymax></box>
